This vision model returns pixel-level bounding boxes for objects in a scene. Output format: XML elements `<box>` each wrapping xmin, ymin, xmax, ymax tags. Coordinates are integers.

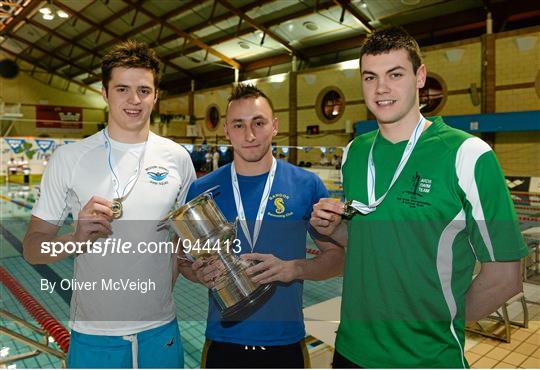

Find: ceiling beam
<box><xmin>398</xmin><ymin>0</ymin><xmax>538</xmax><ymax>37</ymax></box>
<box><xmin>144</xmin><ymin>0</ymin><xmax>275</xmax><ymax>53</ymax></box>
<box><xmin>51</xmin><ymin>0</ymin><xmax>122</xmax><ymax>44</ymax></box>
<box><xmin>131</xmin><ymin>0</ymin><xmax>540</xmax><ymax>95</ymax></box>
<box><xmin>488</xmin><ymin>0</ymin><xmax>540</xmax><ymax>26</ymax></box>
<box><xmin>64</xmin><ymin>0</ymin><xmax>198</xmax><ymax>69</ymax></box>
<box><xmin>0</xmin><ymin>45</ymin><xmax>100</xmax><ymax>94</ymax></box>
<box><xmin>161</xmin><ymin>0</ymin><xmax>336</xmax><ymax>64</ymax></box>
<box><xmin>160</xmin><ymin>34</ymin><xmax>366</xmax><ymax>92</ymax></box>
<box><xmin>239</xmin><ymin>8</ymin><xmax>516</xmax><ymax>74</ymax></box>
<box><xmin>243</xmin><ymin>54</ymin><xmax>292</xmax><ymax>73</ymax></box>
<box><xmin>333</xmin><ymin>0</ymin><xmax>373</xmax><ymax>33</ymax></box>
<box><xmin>1</xmin><ymin>0</ymin><xmax>42</xmax><ymax>33</ymax></box>
<box><xmin>80</xmin><ymin>1</ymin><xmax>275</xmax><ymax>84</ymax></box>
<box><xmin>6</xmin><ymin>32</ymin><xmax>100</xmax><ymax>78</ymax></box>
<box><xmin>402</xmin><ymin>8</ymin><xmax>485</xmax><ymax>37</ymax></box>
<box><xmin>50</xmin><ymin>0</ymin><xmax>192</xmax><ymax>80</ymax></box>
<box><xmin>24</xmin><ymin>19</ymin><xmax>104</xmax><ymax>66</ymax></box>
<box><xmin>17</xmin><ymin>0</ymin><xmax>97</xmax><ymax>57</ymax></box>
<box><xmin>506</xmin><ymin>8</ymin><xmax>540</xmax><ymax>21</ymax></box>
<box><xmin>46</xmin><ymin>2</ymin><xmax>132</xmax><ymax>60</ymax></box>
<box><xmin>216</xmin><ymin>0</ymin><xmax>306</xmax><ymax>60</ymax></box>
<box><xmin>243</xmin><ymin>34</ymin><xmax>366</xmax><ymax>72</ymax></box>
<box><xmin>122</xmin><ymin>0</ymin><xmax>241</xmax><ymax>70</ymax></box>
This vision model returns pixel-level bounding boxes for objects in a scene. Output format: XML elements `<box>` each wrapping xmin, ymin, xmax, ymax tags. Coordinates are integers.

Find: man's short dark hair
<box><xmin>227</xmin><ymin>83</ymin><xmax>274</xmax><ymax>114</ymax></box>
<box><xmin>101</xmin><ymin>40</ymin><xmax>161</xmax><ymax>92</ymax></box>
<box><xmin>359</xmin><ymin>26</ymin><xmax>422</xmax><ymax>73</ymax></box>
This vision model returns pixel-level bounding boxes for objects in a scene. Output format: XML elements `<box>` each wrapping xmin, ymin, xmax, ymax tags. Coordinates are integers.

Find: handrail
<box><xmin>0</xmin><ymin>266</ymin><xmax>70</xmax><ymax>367</ymax></box>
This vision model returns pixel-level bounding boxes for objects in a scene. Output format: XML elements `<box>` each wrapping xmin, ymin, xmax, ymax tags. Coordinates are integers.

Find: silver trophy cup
<box><xmin>161</xmin><ymin>190</ymin><xmax>275</xmax><ymax>319</ymax></box>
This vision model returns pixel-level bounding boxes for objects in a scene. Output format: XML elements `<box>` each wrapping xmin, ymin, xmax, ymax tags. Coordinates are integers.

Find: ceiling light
<box><xmin>39</xmin><ymin>7</ymin><xmax>52</xmax><ymax>14</ymax></box>
<box><xmin>269</xmin><ymin>73</ymin><xmax>286</xmax><ymax>83</ymax></box>
<box><xmin>238</xmin><ymin>41</ymin><xmax>250</xmax><ymax>49</ymax></box>
<box><xmin>303</xmin><ymin>21</ymin><xmax>318</xmax><ymax>31</ymax></box>
<box><xmin>360</xmin><ymin>1</ymin><xmax>368</xmax><ymax>8</ymax></box>
<box><xmin>243</xmin><ymin>78</ymin><xmax>258</xmax><ymax>85</ymax></box>
<box><xmin>340</xmin><ymin>59</ymin><xmax>359</xmax><ymax>70</ymax></box>
<box><xmin>57</xmin><ymin>10</ymin><xmax>69</xmax><ymax>18</ymax></box>
<box><xmin>42</xmin><ymin>13</ymin><xmax>54</xmax><ymax>20</ymax></box>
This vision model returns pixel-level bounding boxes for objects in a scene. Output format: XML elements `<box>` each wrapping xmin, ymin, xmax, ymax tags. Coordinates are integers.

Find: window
<box><xmin>205</xmin><ymin>104</ymin><xmax>220</xmax><ymax>131</ymax></box>
<box><xmin>316</xmin><ymin>87</ymin><xmax>346</xmax><ymax>124</ymax></box>
<box><xmin>419</xmin><ymin>73</ymin><xmax>447</xmax><ymax>115</ymax></box>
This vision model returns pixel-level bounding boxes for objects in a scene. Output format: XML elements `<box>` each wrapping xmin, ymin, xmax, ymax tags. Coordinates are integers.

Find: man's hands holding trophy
<box><xmin>192</xmin><ymin>256</ymin><xmax>227</xmax><ymax>289</ymax></box>
<box><xmin>191</xmin><ymin>253</ymin><xmax>298</xmax><ymax>289</ymax></box>
<box><xmin>241</xmin><ymin>254</ymin><xmax>298</xmax><ymax>284</ymax></box>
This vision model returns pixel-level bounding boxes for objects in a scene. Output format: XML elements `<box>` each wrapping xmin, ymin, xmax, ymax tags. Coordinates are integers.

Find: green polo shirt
<box><xmin>336</xmin><ymin>116</ymin><xmax>527</xmax><ymax>368</ymax></box>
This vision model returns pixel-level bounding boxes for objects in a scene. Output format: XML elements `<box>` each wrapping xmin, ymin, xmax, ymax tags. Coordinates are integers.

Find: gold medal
<box><xmin>111</xmin><ymin>198</ymin><xmax>123</xmax><ymax>219</ymax></box>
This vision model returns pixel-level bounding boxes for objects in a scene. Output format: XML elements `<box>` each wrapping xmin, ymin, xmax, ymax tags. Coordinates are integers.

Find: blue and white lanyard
<box><xmin>348</xmin><ymin>115</ymin><xmax>426</xmax><ymax>215</ymax></box>
<box><xmin>102</xmin><ymin>129</ymin><xmax>147</xmax><ymax>202</ymax></box>
<box><xmin>231</xmin><ymin>157</ymin><xmax>277</xmax><ymax>252</ymax></box>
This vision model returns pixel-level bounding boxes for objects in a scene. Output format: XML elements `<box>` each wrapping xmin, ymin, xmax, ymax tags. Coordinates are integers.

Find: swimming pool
<box><xmin>0</xmin><ymin>184</ymin><xmax>343</xmax><ymax>368</ymax></box>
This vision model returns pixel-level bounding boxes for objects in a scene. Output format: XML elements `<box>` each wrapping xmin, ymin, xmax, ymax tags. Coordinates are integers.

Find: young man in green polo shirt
<box><xmin>310</xmin><ymin>27</ymin><xmax>528</xmax><ymax>368</ymax></box>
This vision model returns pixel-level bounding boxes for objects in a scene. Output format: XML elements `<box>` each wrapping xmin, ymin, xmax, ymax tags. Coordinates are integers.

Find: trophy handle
<box><xmin>202</xmin><ymin>185</ymin><xmax>220</xmax><ymax>199</ymax></box>
<box><xmin>157</xmin><ymin>214</ymin><xmax>172</xmax><ymax>229</ymax></box>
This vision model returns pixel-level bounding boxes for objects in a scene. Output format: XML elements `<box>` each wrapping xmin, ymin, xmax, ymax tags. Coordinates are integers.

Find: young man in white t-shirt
<box><xmin>23</xmin><ymin>40</ymin><xmax>196</xmax><ymax>368</ymax></box>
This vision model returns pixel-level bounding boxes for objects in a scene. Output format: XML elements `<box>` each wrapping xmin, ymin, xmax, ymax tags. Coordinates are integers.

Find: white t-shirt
<box><xmin>32</xmin><ymin>130</ymin><xmax>196</xmax><ymax>336</ymax></box>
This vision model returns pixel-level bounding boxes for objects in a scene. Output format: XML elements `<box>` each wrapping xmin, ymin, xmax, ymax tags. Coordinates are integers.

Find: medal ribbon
<box><xmin>231</xmin><ymin>157</ymin><xmax>277</xmax><ymax>252</ymax></box>
<box><xmin>348</xmin><ymin>115</ymin><xmax>426</xmax><ymax>215</ymax></box>
<box><xmin>103</xmin><ymin>129</ymin><xmax>147</xmax><ymax>204</ymax></box>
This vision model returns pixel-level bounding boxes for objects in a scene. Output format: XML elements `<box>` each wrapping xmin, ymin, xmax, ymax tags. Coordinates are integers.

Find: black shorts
<box><xmin>332</xmin><ymin>350</ymin><xmax>363</xmax><ymax>368</ymax></box>
<box><xmin>202</xmin><ymin>339</ymin><xmax>308</xmax><ymax>368</ymax></box>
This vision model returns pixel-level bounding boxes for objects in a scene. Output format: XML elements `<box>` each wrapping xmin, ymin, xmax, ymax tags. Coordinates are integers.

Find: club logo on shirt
<box><xmin>268</xmin><ymin>193</ymin><xmax>293</xmax><ymax>218</ymax></box>
<box><xmin>146</xmin><ymin>166</ymin><xmax>169</xmax><ymax>185</ymax></box>
<box><xmin>396</xmin><ymin>172</ymin><xmax>433</xmax><ymax>208</ymax></box>
<box><xmin>274</xmin><ymin>198</ymin><xmax>285</xmax><ymax>214</ymax></box>
<box><xmin>410</xmin><ymin>172</ymin><xmax>432</xmax><ymax>194</ymax></box>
